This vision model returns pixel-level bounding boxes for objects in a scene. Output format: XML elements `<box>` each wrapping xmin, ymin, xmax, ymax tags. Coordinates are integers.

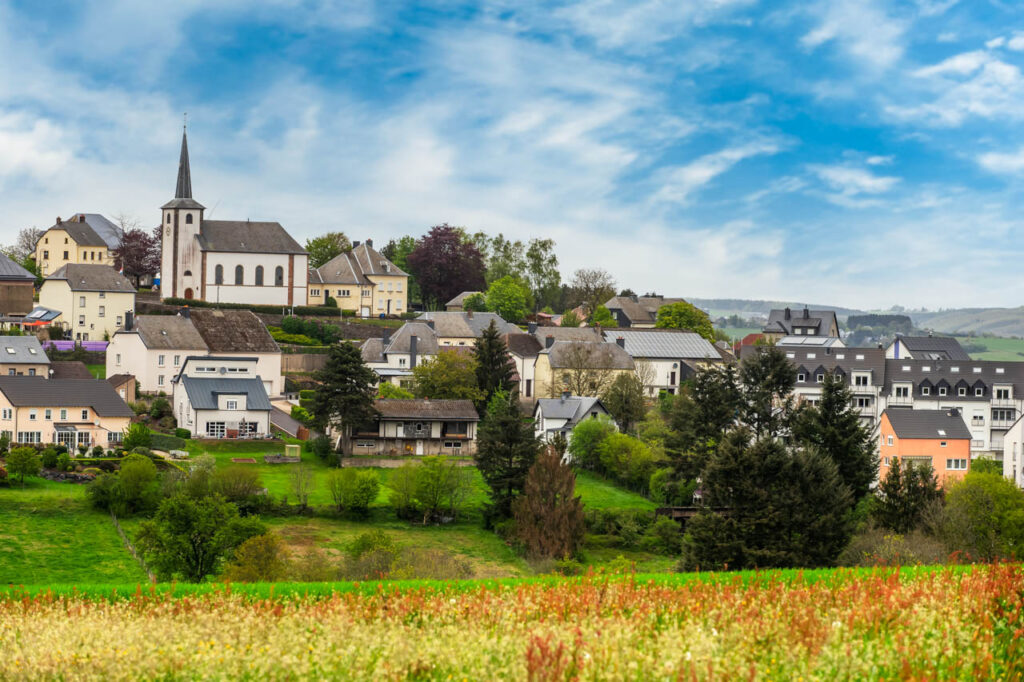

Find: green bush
<box><xmin>291</xmin><ymin>405</ymin><xmax>313</xmax><ymax>426</ymax></box>
<box><xmin>326</xmin><ymin>469</ymin><xmax>380</xmax><ymax>516</ymax></box>
<box><xmin>641</xmin><ymin>516</ymin><xmax>683</xmax><ymax>555</ymax></box>
<box><xmin>122</xmin><ymin>423</ymin><xmax>151</xmax><ymax>450</ymax></box>
<box><xmin>347</xmin><ymin>530</ymin><xmax>397</xmax><ymax>559</ymax></box>
<box><xmin>56</xmin><ymin>452</ymin><xmax>72</xmax><ymax>472</ymax></box>
<box><xmin>174</xmin><ymin>428</ymin><xmax>191</xmax><ymax>439</ymax></box>
<box><xmin>298</xmin><ymin>390</ymin><xmax>316</xmax><ymax>401</ymax></box>
<box><xmin>310</xmin><ymin>435</ymin><xmax>333</xmax><ymax>461</ymax></box>
<box><xmin>40</xmin><ymin>447</ymin><xmax>59</xmax><ymax>469</ymax></box>
<box><xmin>567</xmin><ymin>416</ymin><xmax>616</xmax><ymax>471</ymax></box>
<box><xmin>150</xmin><ymin>397</ymin><xmax>172</xmax><ymax>420</ymax></box>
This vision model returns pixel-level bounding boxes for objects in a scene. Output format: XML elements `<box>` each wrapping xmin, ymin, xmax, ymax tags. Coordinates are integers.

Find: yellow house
<box><xmin>534</xmin><ymin>340</ymin><xmax>636</xmax><ymax>398</ymax></box>
<box><xmin>307</xmin><ymin>240</ymin><xmax>408</xmax><ymax>316</ymax></box>
<box><xmin>34</xmin><ymin>214</ymin><xmax>122</xmax><ymax>278</ymax></box>
<box><xmin>0</xmin><ymin>376</ymin><xmax>134</xmax><ymax>449</ymax></box>
<box><xmin>40</xmin><ymin>264</ymin><xmax>136</xmax><ymax>341</ymax></box>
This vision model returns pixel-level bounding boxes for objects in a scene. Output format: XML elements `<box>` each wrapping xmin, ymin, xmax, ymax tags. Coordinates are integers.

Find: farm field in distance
<box><xmin>1</xmin><ymin>564</ymin><xmax>1020</xmax><ymax>680</ymax></box>
<box><xmin>955</xmin><ymin>335</ymin><xmax>1024</xmax><ymax>361</ymax></box>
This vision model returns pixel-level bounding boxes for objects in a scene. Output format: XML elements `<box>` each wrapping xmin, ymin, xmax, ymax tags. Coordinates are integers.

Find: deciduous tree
<box><xmin>513</xmin><ymin>449</ymin><xmax>585</xmax><ymax>559</ymax></box>
<box><xmin>113</xmin><ymin>226</ymin><xmax>161</xmax><ymax>288</ymax></box>
<box><xmin>569</xmin><ymin>268</ymin><xmax>616</xmax><ymax>318</ymax></box>
<box><xmin>602</xmin><ymin>372</ymin><xmax>646</xmax><ymax>433</ymax></box>
<box><xmin>525</xmin><ymin>238</ymin><xmax>561</xmax><ymax>313</ymax></box>
<box><xmin>305</xmin><ymin>232</ymin><xmax>352</xmax><ymax>268</ymax></box>
<box><xmin>222</xmin><ymin>532</ymin><xmax>291</xmax><ymax>582</ymax></box>
<box><xmin>590</xmin><ymin>305</ymin><xmax>616</xmax><ymax>328</ymax></box>
<box><xmin>551</xmin><ymin>342</ymin><xmax>619</xmax><ymax>397</ymax></box>
<box><xmin>485</xmin><ymin>276</ymin><xmax>530</xmax><ymax>322</ymax></box>
<box><xmin>412</xmin><ymin>349</ymin><xmax>484</xmax><ymax>402</ymax></box>
<box><xmin>405</xmin><ymin>225</ymin><xmax>486</xmax><ymax>310</ymax></box>
<box><xmin>5</xmin><ymin>446</ymin><xmax>41</xmax><ymax>486</ymax></box>
<box><xmin>654</xmin><ymin>300</ymin><xmax>715</xmax><ymax>342</ymax></box>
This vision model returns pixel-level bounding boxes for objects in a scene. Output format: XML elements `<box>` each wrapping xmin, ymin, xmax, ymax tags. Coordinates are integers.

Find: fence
<box><xmin>42</xmin><ymin>340</ymin><xmax>108</xmax><ymax>352</ymax></box>
<box><xmin>281</xmin><ymin>354</ymin><xmax>327</xmax><ymax>372</ymax></box>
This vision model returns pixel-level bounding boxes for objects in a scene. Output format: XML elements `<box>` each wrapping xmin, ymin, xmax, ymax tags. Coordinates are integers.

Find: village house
<box><xmin>106</xmin><ymin>308</ymin><xmax>283</xmax><ymax>396</ymax></box>
<box><xmin>0</xmin><ymin>253</ymin><xmax>36</xmax><ymax>320</ymax></box>
<box><xmin>360</xmin><ymin>321</ymin><xmax>439</xmax><ymax>388</ymax></box>
<box><xmin>607</xmin><ymin>329</ymin><xmax>721</xmax><ymax>396</ymax></box>
<box><xmin>415</xmin><ymin>311</ymin><xmax>520</xmax><ymax>346</ymax></box>
<box><xmin>160</xmin><ymin>129</ymin><xmax>309</xmax><ymax>306</ymax></box>
<box><xmin>33</xmin><ymin>213</ymin><xmax>121</xmax><ymax>278</ymax></box>
<box><xmin>107</xmin><ymin>373</ymin><xmax>136</xmax><ymax>402</ymax></box>
<box><xmin>0</xmin><ymin>376</ymin><xmax>133</xmax><ymax>448</ymax></box>
<box><xmin>0</xmin><ymin>336</ymin><xmax>49</xmax><ymax>377</ymax></box>
<box><xmin>39</xmin><ymin>264</ymin><xmax>135</xmax><ymax>341</ymax></box>
<box><xmin>533</xmin><ymin>394</ymin><xmax>612</xmax><ymax>444</ymax></box>
<box><xmin>171</xmin><ymin>356</ymin><xmax>272</xmax><ymax>439</ymax></box>
<box><xmin>762</xmin><ymin>307</ymin><xmax>840</xmax><ymax>341</ymax></box>
<box><xmin>350</xmin><ymin>399</ymin><xmax>479</xmax><ymax>456</ymax></box>
<box><xmin>306</xmin><ymin>240</ymin><xmax>408</xmax><ymax>315</ymax></box>
<box><xmin>879</xmin><ymin>408</ymin><xmax>972</xmax><ymax>484</ymax></box>
<box><xmin>445</xmin><ymin>291</ymin><xmax>481</xmax><ymax>312</ymax></box>
<box><xmin>885</xmin><ymin>334</ymin><xmax>971</xmax><ymax>361</ymax></box>
<box><xmin>603</xmin><ymin>295</ymin><xmax>686</xmax><ymax>328</ymax></box>
<box><xmin>533</xmin><ymin>339</ymin><xmax>635</xmax><ymax>398</ymax></box>
<box><xmin>505</xmin><ymin>330</ymin><xmax>543</xmax><ymax>401</ymax></box>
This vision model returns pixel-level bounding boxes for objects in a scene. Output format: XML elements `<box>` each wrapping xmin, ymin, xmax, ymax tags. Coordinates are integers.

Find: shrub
<box><xmin>310</xmin><ymin>435</ymin><xmax>333</xmax><ymax>462</ymax></box>
<box><xmin>56</xmin><ymin>452</ymin><xmax>72</xmax><ymax>472</ymax></box>
<box><xmin>347</xmin><ymin>530</ymin><xmax>397</xmax><ymax>559</ymax></box>
<box><xmin>221</xmin><ymin>533</ymin><xmax>291</xmax><ymax>583</ymax></box>
<box><xmin>174</xmin><ymin>428</ymin><xmax>192</xmax><ymax>439</ymax></box>
<box><xmin>40</xmin><ymin>447</ymin><xmax>59</xmax><ymax>469</ymax></box>
<box><xmin>389</xmin><ymin>463</ymin><xmax>419</xmax><ymax>520</ymax></box>
<box><xmin>150</xmin><ymin>433</ymin><xmax>186</xmax><ymax>452</ymax></box>
<box><xmin>150</xmin><ymin>397</ymin><xmax>172</xmax><ymax>420</ymax></box>
<box><xmin>91</xmin><ymin>445</ymin><xmax>104</xmax><ymax>457</ymax></box>
<box><xmin>940</xmin><ymin>472</ymin><xmax>1024</xmax><ymax>561</ymax></box>
<box><xmin>211</xmin><ymin>467</ymin><xmax>264</xmax><ymax>505</ymax></box>
<box><xmin>389</xmin><ymin>548</ymin><xmax>473</xmax><ymax>580</ymax></box>
<box><xmin>81</xmin><ymin>467</ymin><xmax>102</xmax><ymax>477</ymax></box>
<box><xmin>326</xmin><ymin>468</ymin><xmax>380</xmax><ymax>516</ymax></box>
<box><xmin>641</xmin><ymin>516</ymin><xmax>683</xmax><ymax>555</ymax></box>
<box><xmin>6</xmin><ymin>447</ymin><xmax>42</xmax><ymax>485</ymax></box>
<box><xmin>291</xmin><ymin>405</ymin><xmax>313</xmax><ymax>427</ymax></box>
<box><xmin>122</xmin><ymin>423</ymin><xmax>152</xmax><ymax>451</ymax></box>
<box><xmin>298</xmin><ymin>390</ymin><xmax>316</xmax><ymax>401</ymax></box>
<box><xmin>838</xmin><ymin>527</ymin><xmax>949</xmax><ymax>567</ymax></box>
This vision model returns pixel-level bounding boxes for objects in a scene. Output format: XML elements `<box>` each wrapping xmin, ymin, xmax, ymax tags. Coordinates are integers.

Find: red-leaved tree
<box><xmin>114</xmin><ymin>227</ymin><xmax>161</xmax><ymax>287</ymax></box>
<box><xmin>405</xmin><ymin>224</ymin><xmax>486</xmax><ymax>310</ymax></box>
<box><xmin>513</xmin><ymin>448</ymin><xmax>585</xmax><ymax>559</ymax></box>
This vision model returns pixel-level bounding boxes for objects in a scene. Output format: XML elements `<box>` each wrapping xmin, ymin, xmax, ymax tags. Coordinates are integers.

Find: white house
<box><xmin>533</xmin><ymin>394</ymin><xmax>612</xmax><ymax>443</ymax></box>
<box><xmin>172</xmin><ymin>356</ymin><xmax>272</xmax><ymax>439</ymax></box>
<box><xmin>160</xmin><ymin>129</ymin><xmax>308</xmax><ymax>306</ymax></box>
<box><xmin>360</xmin><ymin>321</ymin><xmax>440</xmax><ymax>388</ymax></box>
<box><xmin>606</xmin><ymin>329</ymin><xmax>721</xmax><ymax>396</ymax></box>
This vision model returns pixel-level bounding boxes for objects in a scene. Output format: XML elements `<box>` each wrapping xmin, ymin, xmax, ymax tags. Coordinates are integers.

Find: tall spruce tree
<box><xmin>665</xmin><ymin>364</ymin><xmax>741</xmax><ymax>481</ymax></box>
<box><xmin>680</xmin><ymin>429</ymin><xmax>852</xmax><ymax>570</ymax></box>
<box><xmin>739</xmin><ymin>345</ymin><xmax>797</xmax><ymax>440</ymax></box>
<box><xmin>475</xmin><ymin>391</ymin><xmax>542</xmax><ymax>520</ymax></box>
<box><xmin>512</xmin><ymin>448</ymin><xmax>585</xmax><ymax>559</ymax></box>
<box><xmin>473</xmin><ymin>320</ymin><xmax>516</xmax><ymax>410</ymax></box>
<box><xmin>310</xmin><ymin>341</ymin><xmax>378</xmax><ymax>454</ymax></box>
<box><xmin>873</xmin><ymin>458</ymin><xmax>942</xmax><ymax>533</ymax></box>
<box><xmin>791</xmin><ymin>371</ymin><xmax>878</xmax><ymax>505</ymax></box>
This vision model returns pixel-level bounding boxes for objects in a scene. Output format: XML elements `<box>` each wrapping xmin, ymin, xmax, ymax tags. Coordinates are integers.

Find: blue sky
<box><xmin>4</xmin><ymin>0</ymin><xmax>1024</xmax><ymax>309</ymax></box>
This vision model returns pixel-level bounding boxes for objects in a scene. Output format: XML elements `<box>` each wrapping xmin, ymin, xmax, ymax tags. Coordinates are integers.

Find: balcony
<box><xmin>991</xmin><ymin>418</ymin><xmax>1017</xmax><ymax>429</ymax></box>
<box><xmin>888</xmin><ymin>395</ymin><xmax>913</xmax><ymax>406</ymax></box>
<box><xmin>992</xmin><ymin>398</ymin><xmax>1015</xmax><ymax>407</ymax></box>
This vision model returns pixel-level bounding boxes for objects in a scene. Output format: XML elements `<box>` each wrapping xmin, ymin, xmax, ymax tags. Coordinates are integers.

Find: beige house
<box><xmin>0</xmin><ymin>336</ymin><xmax>50</xmax><ymax>378</ymax></box>
<box><xmin>107</xmin><ymin>308</ymin><xmax>283</xmax><ymax>396</ymax></box>
<box><xmin>348</xmin><ymin>399</ymin><xmax>479</xmax><ymax>456</ymax></box>
<box><xmin>34</xmin><ymin>214</ymin><xmax>122</xmax><ymax>278</ymax></box>
<box><xmin>0</xmin><ymin>376</ymin><xmax>133</xmax><ymax>448</ymax></box>
<box><xmin>307</xmin><ymin>240</ymin><xmax>408</xmax><ymax>316</ymax></box>
<box><xmin>39</xmin><ymin>264</ymin><xmax>135</xmax><ymax>341</ymax></box>
<box><xmin>534</xmin><ymin>339</ymin><xmax>635</xmax><ymax>398</ymax></box>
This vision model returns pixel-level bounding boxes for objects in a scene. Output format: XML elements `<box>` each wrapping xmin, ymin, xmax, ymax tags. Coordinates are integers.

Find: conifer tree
<box><xmin>873</xmin><ymin>458</ymin><xmax>942</xmax><ymax>533</ymax></box>
<box><xmin>665</xmin><ymin>364</ymin><xmax>741</xmax><ymax>481</ymax></box>
<box><xmin>473</xmin><ymin>320</ymin><xmax>516</xmax><ymax>410</ymax></box>
<box><xmin>310</xmin><ymin>341</ymin><xmax>378</xmax><ymax>454</ymax></box>
<box><xmin>513</xmin><ymin>448</ymin><xmax>585</xmax><ymax>559</ymax></box>
<box><xmin>475</xmin><ymin>391</ymin><xmax>541</xmax><ymax>520</ymax></box>
<box><xmin>739</xmin><ymin>345</ymin><xmax>797</xmax><ymax>440</ymax></box>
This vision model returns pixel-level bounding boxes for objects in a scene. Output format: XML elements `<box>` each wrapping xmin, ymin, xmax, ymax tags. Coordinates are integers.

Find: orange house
<box><xmin>879</xmin><ymin>408</ymin><xmax>972</xmax><ymax>484</ymax></box>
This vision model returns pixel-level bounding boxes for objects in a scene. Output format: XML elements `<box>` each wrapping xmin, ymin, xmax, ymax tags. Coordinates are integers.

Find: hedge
<box><xmin>149</xmin><ymin>433</ymin><xmax>186</xmax><ymax>452</ymax></box>
<box><xmin>161</xmin><ymin>298</ymin><xmax>357</xmax><ymax>317</ymax></box>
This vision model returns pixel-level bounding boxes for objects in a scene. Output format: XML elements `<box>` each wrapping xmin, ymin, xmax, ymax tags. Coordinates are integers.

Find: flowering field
<box><xmin>2</xmin><ymin>565</ymin><xmax>1022</xmax><ymax>680</ymax></box>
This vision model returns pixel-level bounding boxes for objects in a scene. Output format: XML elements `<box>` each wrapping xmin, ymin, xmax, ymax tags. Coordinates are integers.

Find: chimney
<box><xmin>928</xmin><ymin>330</ymin><xmax>933</xmax><ymax>338</ymax></box>
<box><xmin>56</xmin><ymin>216</ymin><xmax>62</xmax><ymax>225</ymax></box>
<box><xmin>784</xmin><ymin>307</ymin><xmax>791</xmax><ymax>320</ymax></box>
<box><xmin>803</xmin><ymin>307</ymin><xmax>810</xmax><ymax>319</ymax></box>
<box><xmin>352</xmin><ymin>240</ymin><xmax>361</xmax><ymax>248</ymax></box>
<box><xmin>561</xmin><ymin>390</ymin><xmax>570</xmax><ymax>401</ymax></box>
<box><xmin>527</xmin><ymin>322</ymin><xmax>538</xmax><ymax>335</ymax></box>
<box><xmin>545</xmin><ymin>335</ymin><xmax>555</xmax><ymax>349</ymax></box>
<box><xmin>79</xmin><ymin>214</ymin><xmax>86</xmax><ymax>221</ymax></box>
<box><xmin>616</xmin><ymin>336</ymin><xmax>625</xmax><ymax>348</ymax></box>
<box><xmin>180</xmin><ymin>306</ymin><xmax>190</xmax><ymax>319</ymax></box>
<box><xmin>467</xmin><ymin>310</ymin><xmax>473</xmax><ymax>319</ymax></box>
<box><xmin>366</xmin><ymin>238</ymin><xmax>373</xmax><ymax>248</ymax></box>
<box><xmin>125</xmin><ymin>311</ymin><xmax>134</xmax><ymax>331</ymax></box>
<box><xmin>409</xmin><ymin>335</ymin><xmax>418</xmax><ymax>368</ymax></box>
<box><xmin>382</xmin><ymin>328</ymin><xmax>391</xmax><ymax>346</ymax></box>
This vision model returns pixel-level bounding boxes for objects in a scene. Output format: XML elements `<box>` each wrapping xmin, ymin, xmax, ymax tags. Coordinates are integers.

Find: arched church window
<box><xmin>185</xmin><ymin>214</ymin><xmax>193</xmax><ymax>224</ymax></box>
<box><xmin>275</xmin><ymin>266</ymin><xmax>284</xmax><ymax>286</ymax></box>
<box><xmin>235</xmin><ymin>265</ymin><xmax>244</xmax><ymax>285</ymax></box>
<box><xmin>166</xmin><ymin>214</ymin><xmax>171</xmax><ymax>224</ymax></box>
<box><xmin>215</xmin><ymin>265</ymin><xmax>223</xmax><ymax>285</ymax></box>
<box><xmin>183</xmin><ymin>270</ymin><xmax>192</xmax><ymax>277</ymax></box>
<box><xmin>255</xmin><ymin>266</ymin><xmax>264</xmax><ymax>286</ymax></box>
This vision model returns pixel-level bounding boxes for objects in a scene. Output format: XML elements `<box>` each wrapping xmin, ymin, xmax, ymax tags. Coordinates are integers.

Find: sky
<box><xmin>3</xmin><ymin>0</ymin><xmax>1024</xmax><ymax>310</ymax></box>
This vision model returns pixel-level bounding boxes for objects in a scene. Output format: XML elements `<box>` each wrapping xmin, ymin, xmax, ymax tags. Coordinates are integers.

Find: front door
<box><xmin>415</xmin><ymin>439</ymin><xmax>424</xmax><ymax>455</ymax></box>
<box><xmin>184</xmin><ymin>288</ymin><xmax>194</xmax><ymax>300</ymax></box>
<box><xmin>360</xmin><ymin>306</ymin><xmax>370</xmax><ymax>318</ymax></box>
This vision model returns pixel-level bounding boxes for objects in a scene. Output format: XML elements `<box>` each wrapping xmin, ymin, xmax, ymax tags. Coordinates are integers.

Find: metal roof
<box><xmin>883</xmin><ymin>408</ymin><xmax>972</xmax><ymax>440</ymax></box>
<box><xmin>180</xmin><ymin>376</ymin><xmax>272</xmax><ymax>411</ymax></box>
<box><xmin>776</xmin><ymin>335</ymin><xmax>844</xmax><ymax>347</ymax></box>
<box><xmin>0</xmin><ymin>377</ymin><xmax>133</xmax><ymax>416</ymax></box>
<box><xmin>0</xmin><ymin>336</ymin><xmax>49</xmax><ymax>364</ymax></box>
<box><xmin>535</xmin><ymin>396</ymin><xmax>606</xmax><ymax>421</ymax></box>
<box><xmin>608</xmin><ymin>329</ymin><xmax>718</xmax><ymax>359</ymax></box>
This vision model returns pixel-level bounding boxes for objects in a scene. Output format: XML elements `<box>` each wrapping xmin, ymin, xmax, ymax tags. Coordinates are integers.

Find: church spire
<box><xmin>175</xmin><ymin>125</ymin><xmax>192</xmax><ymax>199</ymax></box>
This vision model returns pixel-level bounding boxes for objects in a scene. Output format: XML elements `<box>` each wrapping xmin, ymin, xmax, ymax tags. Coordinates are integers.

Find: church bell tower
<box><xmin>160</xmin><ymin>126</ymin><xmax>205</xmax><ymax>300</ymax></box>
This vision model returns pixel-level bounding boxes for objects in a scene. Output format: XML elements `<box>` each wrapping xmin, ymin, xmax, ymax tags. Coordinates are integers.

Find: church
<box><xmin>160</xmin><ymin>130</ymin><xmax>309</xmax><ymax>306</ymax></box>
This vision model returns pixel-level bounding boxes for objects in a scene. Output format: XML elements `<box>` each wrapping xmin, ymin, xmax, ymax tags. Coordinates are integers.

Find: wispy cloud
<box><xmin>800</xmin><ymin>0</ymin><xmax>907</xmax><ymax>69</ymax></box>
<box><xmin>653</xmin><ymin>141</ymin><xmax>783</xmax><ymax>204</ymax></box>
<box><xmin>977</xmin><ymin>147</ymin><xmax>1024</xmax><ymax>174</ymax></box>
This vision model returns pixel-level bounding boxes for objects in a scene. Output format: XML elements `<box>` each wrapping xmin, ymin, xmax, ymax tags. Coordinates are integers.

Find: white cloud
<box><xmin>915</xmin><ymin>0</ymin><xmax>960</xmax><ymax>17</ymax></box>
<box><xmin>977</xmin><ymin>147</ymin><xmax>1024</xmax><ymax>174</ymax></box>
<box><xmin>1008</xmin><ymin>34</ymin><xmax>1024</xmax><ymax>51</ymax></box>
<box><xmin>800</xmin><ymin>0</ymin><xmax>907</xmax><ymax>69</ymax></box>
<box><xmin>653</xmin><ymin>141</ymin><xmax>782</xmax><ymax>204</ymax></box>
<box><xmin>808</xmin><ymin>164</ymin><xmax>900</xmax><ymax>206</ymax></box>
<box><xmin>0</xmin><ymin>112</ymin><xmax>73</xmax><ymax>185</ymax></box>
<box><xmin>866</xmin><ymin>155</ymin><xmax>895</xmax><ymax>165</ymax></box>
<box><xmin>986</xmin><ymin>37</ymin><xmax>1006</xmax><ymax>49</ymax></box>
<box><xmin>937</xmin><ymin>32</ymin><xmax>958</xmax><ymax>43</ymax></box>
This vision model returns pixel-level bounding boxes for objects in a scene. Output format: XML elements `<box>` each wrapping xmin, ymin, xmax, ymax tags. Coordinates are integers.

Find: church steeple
<box><xmin>175</xmin><ymin>127</ymin><xmax>192</xmax><ymax>199</ymax></box>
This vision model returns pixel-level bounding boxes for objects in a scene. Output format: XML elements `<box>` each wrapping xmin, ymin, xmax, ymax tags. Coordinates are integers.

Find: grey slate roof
<box><xmin>0</xmin><ymin>377</ymin><xmax>133</xmax><ymax>416</ymax></box>
<box><xmin>533</xmin><ymin>326</ymin><xmax>604</xmax><ymax>344</ymax></box>
<box><xmin>351</xmin><ymin>241</ymin><xmax>406</xmax><ymax>277</ymax></box>
<box><xmin>180</xmin><ymin>376</ymin><xmax>272</xmax><ymax>411</ymax></box>
<box><xmin>742</xmin><ymin>345</ymin><xmax>888</xmax><ymax>388</ymax></box>
<box><xmin>374</xmin><ymin>399</ymin><xmax>479</xmax><ymax>420</ymax></box>
<box><xmin>130</xmin><ymin>315</ymin><xmax>209</xmax><ymax>351</ymax></box>
<box><xmin>505</xmin><ymin>333</ymin><xmax>542</xmax><ymax>357</ymax></box>
<box><xmin>883</xmin><ymin>408</ymin><xmax>972</xmax><ymax>440</ymax></box>
<box><xmin>603</xmin><ymin>296</ymin><xmax>686</xmax><ymax>326</ymax></box>
<box><xmin>39</xmin><ymin>214</ymin><xmax>123</xmax><ymax>250</ymax></box>
<box><xmin>882</xmin><ymin>359</ymin><xmax>1024</xmax><ymax>399</ymax></box>
<box><xmin>535</xmin><ymin>396</ymin><xmax>605</xmax><ymax>422</ymax></box>
<box><xmin>416</xmin><ymin>311</ymin><xmax>520</xmax><ymax>338</ymax></box>
<box><xmin>316</xmin><ymin>251</ymin><xmax>372</xmax><ymax>285</ymax></box>
<box><xmin>197</xmin><ymin>221</ymin><xmax>305</xmax><ymax>255</ymax></box>
<box><xmin>46</xmin><ymin>264</ymin><xmax>136</xmax><ymax>293</ymax></box>
<box><xmin>893</xmin><ymin>335</ymin><xmax>970</xmax><ymax>361</ymax></box>
<box><xmin>546</xmin><ymin>340</ymin><xmax>635</xmax><ymax>370</ymax></box>
<box><xmin>763</xmin><ymin>308</ymin><xmax>838</xmax><ymax>336</ymax></box>
<box><xmin>189</xmin><ymin>309</ymin><xmax>280</xmax><ymax>354</ymax></box>
<box><xmin>0</xmin><ymin>336</ymin><xmax>49</xmax><ymax>364</ymax></box>
<box><xmin>607</xmin><ymin>329</ymin><xmax>718</xmax><ymax>359</ymax></box>
<box><xmin>0</xmin><ymin>252</ymin><xmax>36</xmax><ymax>281</ymax></box>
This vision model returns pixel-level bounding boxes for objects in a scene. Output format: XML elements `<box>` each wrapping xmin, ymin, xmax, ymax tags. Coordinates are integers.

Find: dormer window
<box><xmin>958</xmin><ymin>387</ymin><xmax>967</xmax><ymax>396</ymax></box>
<box><xmin>975</xmin><ymin>388</ymin><xmax>984</xmax><ymax>397</ymax></box>
<box><xmin>972</xmin><ymin>367</ymin><xmax>982</xmax><ymax>374</ymax></box>
<box><xmin>816</xmin><ymin>373</ymin><xmax>824</xmax><ymax>383</ymax></box>
<box><xmin>797</xmin><ymin>373</ymin><xmax>806</xmax><ymax>382</ymax></box>
<box><xmin>939</xmin><ymin>387</ymin><xmax>947</xmax><ymax>396</ymax></box>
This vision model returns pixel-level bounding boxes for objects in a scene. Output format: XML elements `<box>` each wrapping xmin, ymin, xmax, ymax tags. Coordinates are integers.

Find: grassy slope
<box><xmin>0</xmin><ymin>480</ymin><xmax>146</xmax><ymax>584</ymax></box>
<box><xmin>85</xmin><ymin>364</ymin><xmax>106</xmax><ymax>379</ymax></box>
<box><xmin>955</xmin><ymin>335</ymin><xmax>1024</xmax><ymax>361</ymax></box>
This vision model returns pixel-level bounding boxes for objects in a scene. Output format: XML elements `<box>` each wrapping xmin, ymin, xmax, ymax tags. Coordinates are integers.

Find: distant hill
<box><xmin>910</xmin><ymin>308</ymin><xmax>1024</xmax><ymax>338</ymax></box>
<box><xmin>689</xmin><ymin>298</ymin><xmax>865</xmax><ymax>321</ymax></box>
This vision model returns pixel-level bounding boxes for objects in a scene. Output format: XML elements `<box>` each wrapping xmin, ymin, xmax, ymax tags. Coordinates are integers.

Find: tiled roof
<box><xmin>47</xmin><ymin>264</ymin><xmax>135</xmax><ymax>293</ymax></box>
<box><xmin>180</xmin><ymin>376</ymin><xmax>272</xmax><ymax>411</ymax></box>
<box><xmin>197</xmin><ymin>221</ymin><xmax>306</xmax><ymax>255</ymax></box>
<box><xmin>188</xmin><ymin>309</ymin><xmax>280</xmax><ymax>354</ymax></box>
<box><xmin>505</xmin><ymin>332</ymin><xmax>542</xmax><ymax>357</ymax></box>
<box><xmin>0</xmin><ymin>336</ymin><xmax>48</xmax><ymax>364</ymax></box>
<box><xmin>374</xmin><ymin>399</ymin><xmax>479</xmax><ymax>420</ymax></box>
<box><xmin>0</xmin><ymin>377</ymin><xmax>133</xmax><ymax>416</ymax></box>
<box><xmin>607</xmin><ymin>329</ymin><xmax>718</xmax><ymax>359</ymax></box>
<box><xmin>546</xmin><ymin>340</ymin><xmax>635</xmax><ymax>370</ymax></box>
<box><xmin>416</xmin><ymin>312</ymin><xmax>520</xmax><ymax>338</ymax></box>
<box><xmin>48</xmin><ymin>361</ymin><xmax>93</xmax><ymax>379</ymax></box>
<box><xmin>129</xmin><ymin>315</ymin><xmax>209</xmax><ymax>351</ymax></box>
<box><xmin>533</xmin><ymin>327</ymin><xmax>604</xmax><ymax>344</ymax></box>
<box><xmin>883</xmin><ymin>408</ymin><xmax>972</xmax><ymax>440</ymax></box>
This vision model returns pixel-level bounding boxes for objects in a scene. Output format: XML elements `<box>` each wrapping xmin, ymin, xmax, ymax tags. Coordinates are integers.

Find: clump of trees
<box><xmin>389</xmin><ymin>456</ymin><xmax>474</xmax><ymax>524</ymax></box>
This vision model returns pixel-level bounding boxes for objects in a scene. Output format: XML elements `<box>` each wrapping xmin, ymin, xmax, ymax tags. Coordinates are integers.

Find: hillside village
<box><xmin>0</xmin><ymin>129</ymin><xmax>1022</xmax><ymax>585</ymax></box>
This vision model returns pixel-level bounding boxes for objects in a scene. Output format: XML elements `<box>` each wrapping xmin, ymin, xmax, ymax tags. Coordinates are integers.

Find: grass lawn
<box><xmin>955</xmin><ymin>335</ymin><xmax>1024</xmax><ymax>361</ymax></box>
<box><xmin>85</xmin><ymin>364</ymin><xmax>106</xmax><ymax>379</ymax></box>
<box><xmin>0</xmin><ymin>479</ymin><xmax>147</xmax><ymax>584</ymax></box>
<box><xmin>574</xmin><ymin>471</ymin><xmax>657</xmax><ymax>510</ymax></box>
